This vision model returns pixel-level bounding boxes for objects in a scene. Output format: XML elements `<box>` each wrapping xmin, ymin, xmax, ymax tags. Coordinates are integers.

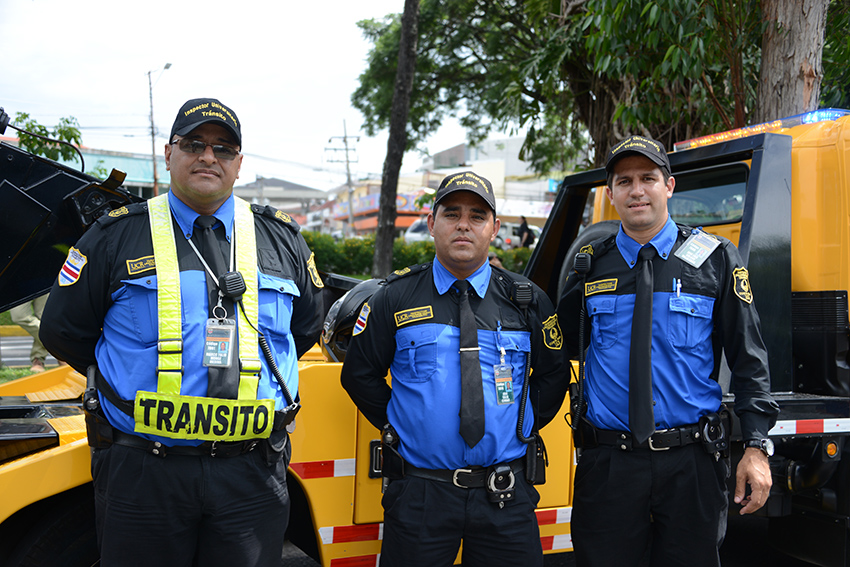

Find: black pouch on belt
<box><xmin>83</xmin><ymin>365</ymin><xmax>114</xmax><ymax>449</ymax></box>
<box><xmin>699</xmin><ymin>408</ymin><xmax>731</xmax><ymax>458</ymax></box>
<box><xmin>525</xmin><ymin>433</ymin><xmax>548</xmax><ymax>485</ymax></box>
<box><xmin>83</xmin><ymin>405</ymin><xmax>114</xmax><ymax>449</ymax></box>
<box><xmin>381</xmin><ymin>424</ymin><xmax>405</xmax><ymax>480</ymax></box>
<box><xmin>262</xmin><ymin>428</ymin><xmax>291</xmax><ymax>466</ymax></box>
<box><xmin>572</xmin><ymin>414</ymin><xmax>599</xmax><ymax>450</ymax></box>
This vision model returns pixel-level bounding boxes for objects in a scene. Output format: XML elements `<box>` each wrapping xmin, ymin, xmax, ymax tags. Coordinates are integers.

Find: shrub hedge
<box><xmin>301</xmin><ymin>231</ymin><xmax>532</xmax><ymax>277</ymax></box>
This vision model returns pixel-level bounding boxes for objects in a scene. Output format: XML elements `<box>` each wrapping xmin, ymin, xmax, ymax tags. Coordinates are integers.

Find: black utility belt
<box><xmin>579</xmin><ymin>411</ymin><xmax>729</xmax><ymax>456</ymax></box>
<box><xmin>111</xmin><ymin>429</ymin><xmax>261</xmax><ymax>458</ymax></box>
<box><xmin>595</xmin><ymin>424</ymin><xmax>701</xmax><ymax>451</ymax></box>
<box><xmin>405</xmin><ymin>458</ymin><xmax>525</xmax><ymax>489</ymax></box>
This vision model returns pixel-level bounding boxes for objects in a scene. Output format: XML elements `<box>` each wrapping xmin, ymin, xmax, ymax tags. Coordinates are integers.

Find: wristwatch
<box><xmin>744</xmin><ymin>438</ymin><xmax>775</xmax><ymax>457</ymax></box>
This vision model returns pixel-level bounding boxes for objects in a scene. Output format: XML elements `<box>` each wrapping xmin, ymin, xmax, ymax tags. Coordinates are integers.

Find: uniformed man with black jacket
<box><xmin>341</xmin><ymin>172</ymin><xmax>566</xmax><ymax>567</ymax></box>
<box><xmin>40</xmin><ymin>98</ymin><xmax>324</xmax><ymax>567</ymax></box>
<box><xmin>558</xmin><ymin>135</ymin><xmax>779</xmax><ymax>567</ymax></box>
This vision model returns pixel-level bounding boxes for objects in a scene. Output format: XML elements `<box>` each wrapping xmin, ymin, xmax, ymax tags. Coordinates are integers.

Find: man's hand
<box><xmin>734</xmin><ymin>447</ymin><xmax>772</xmax><ymax>514</ymax></box>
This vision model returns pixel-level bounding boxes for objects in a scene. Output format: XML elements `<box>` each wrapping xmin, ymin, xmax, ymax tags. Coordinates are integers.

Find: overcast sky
<box><xmin>0</xmin><ymin>0</ymin><xmax>469</xmax><ymax>190</ymax></box>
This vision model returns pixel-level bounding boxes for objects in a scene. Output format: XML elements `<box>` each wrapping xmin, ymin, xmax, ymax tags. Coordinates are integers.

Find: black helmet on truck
<box><xmin>321</xmin><ymin>278</ymin><xmax>384</xmax><ymax>362</ymax></box>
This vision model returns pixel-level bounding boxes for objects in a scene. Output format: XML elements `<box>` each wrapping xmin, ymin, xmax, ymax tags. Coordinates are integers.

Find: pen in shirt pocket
<box><xmin>672</xmin><ymin>278</ymin><xmax>681</xmax><ymax>298</ymax></box>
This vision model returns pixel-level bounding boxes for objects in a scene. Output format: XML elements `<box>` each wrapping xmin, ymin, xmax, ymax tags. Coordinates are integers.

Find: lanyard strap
<box><xmin>146</xmin><ymin>195</ymin><xmax>262</xmax><ymax>400</ymax></box>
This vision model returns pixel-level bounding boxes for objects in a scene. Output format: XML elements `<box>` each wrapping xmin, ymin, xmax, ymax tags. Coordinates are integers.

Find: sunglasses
<box><xmin>171</xmin><ymin>138</ymin><xmax>240</xmax><ymax>161</ymax></box>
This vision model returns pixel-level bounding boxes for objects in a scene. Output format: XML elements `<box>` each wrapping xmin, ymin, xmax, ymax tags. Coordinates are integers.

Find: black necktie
<box><xmin>456</xmin><ymin>280</ymin><xmax>485</xmax><ymax>448</ymax></box>
<box><xmin>194</xmin><ymin>215</ymin><xmax>237</xmax><ymax>399</ymax></box>
<box><xmin>629</xmin><ymin>246</ymin><xmax>656</xmax><ymax>444</ymax></box>
<box><xmin>195</xmin><ymin>215</ymin><xmax>227</xmax><ymax>281</ymax></box>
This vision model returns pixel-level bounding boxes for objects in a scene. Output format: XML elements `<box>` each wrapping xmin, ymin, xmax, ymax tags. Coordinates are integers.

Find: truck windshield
<box><xmin>668</xmin><ymin>163</ymin><xmax>748</xmax><ymax>226</ymax></box>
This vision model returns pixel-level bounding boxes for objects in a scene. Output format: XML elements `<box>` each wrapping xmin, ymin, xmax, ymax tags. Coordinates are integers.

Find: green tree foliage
<box><xmin>13</xmin><ymin>112</ymin><xmax>83</xmax><ymax>163</ymax></box>
<box><xmin>302</xmin><ymin>231</ymin><xmax>530</xmax><ymax>276</ymax></box>
<box><xmin>354</xmin><ymin>0</ymin><xmax>844</xmax><ymax>172</ymax></box>
<box><xmin>821</xmin><ymin>0</ymin><xmax>850</xmax><ymax>108</ymax></box>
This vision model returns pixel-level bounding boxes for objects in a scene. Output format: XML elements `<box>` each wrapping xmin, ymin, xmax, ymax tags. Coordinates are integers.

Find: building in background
<box><xmin>234</xmin><ymin>176</ymin><xmax>329</xmax><ymax>226</ymax></box>
<box><xmin>423</xmin><ymin>136</ymin><xmax>560</xmax><ymax>228</ymax></box>
<box><xmin>326</xmin><ymin>139</ymin><xmax>562</xmax><ymax>240</ymax></box>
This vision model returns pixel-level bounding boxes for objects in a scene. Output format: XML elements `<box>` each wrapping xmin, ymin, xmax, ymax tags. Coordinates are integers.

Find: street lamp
<box><xmin>147</xmin><ymin>62</ymin><xmax>171</xmax><ymax>197</ymax></box>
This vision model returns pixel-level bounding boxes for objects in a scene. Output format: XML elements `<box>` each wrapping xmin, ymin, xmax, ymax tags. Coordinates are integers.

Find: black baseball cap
<box><xmin>434</xmin><ymin>171</ymin><xmax>496</xmax><ymax>214</ymax></box>
<box><xmin>605</xmin><ymin>135</ymin><xmax>671</xmax><ymax>176</ymax></box>
<box><xmin>169</xmin><ymin>98</ymin><xmax>241</xmax><ymax>146</ymax></box>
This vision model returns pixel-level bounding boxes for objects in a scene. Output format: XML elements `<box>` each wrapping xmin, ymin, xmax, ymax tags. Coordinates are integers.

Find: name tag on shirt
<box><xmin>204</xmin><ymin>318</ymin><xmax>236</xmax><ymax>368</ymax></box>
<box><xmin>674</xmin><ymin>229</ymin><xmax>719</xmax><ymax>268</ymax></box>
<box><xmin>494</xmin><ymin>364</ymin><xmax>515</xmax><ymax>405</ymax></box>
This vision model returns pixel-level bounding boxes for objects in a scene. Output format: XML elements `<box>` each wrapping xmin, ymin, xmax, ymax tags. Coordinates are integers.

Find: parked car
<box><xmin>402</xmin><ymin>217</ymin><xmax>432</xmax><ymax>244</ymax></box>
<box><xmin>494</xmin><ymin>222</ymin><xmax>541</xmax><ymax>250</ymax></box>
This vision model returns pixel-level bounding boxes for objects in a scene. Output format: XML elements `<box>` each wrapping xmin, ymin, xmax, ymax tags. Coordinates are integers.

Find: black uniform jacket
<box><xmin>558</xmin><ymin>224</ymin><xmax>779</xmax><ymax>440</ymax></box>
<box><xmin>341</xmin><ymin>262</ymin><xmax>567</xmax><ymax>436</ymax></box>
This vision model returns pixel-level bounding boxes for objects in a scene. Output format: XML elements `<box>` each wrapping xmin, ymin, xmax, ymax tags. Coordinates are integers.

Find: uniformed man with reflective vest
<box><xmin>40</xmin><ymin>98</ymin><xmax>324</xmax><ymax>567</ymax></box>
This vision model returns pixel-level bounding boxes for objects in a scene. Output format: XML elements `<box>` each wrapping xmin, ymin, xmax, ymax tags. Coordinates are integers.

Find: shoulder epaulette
<box><xmin>95</xmin><ymin>201</ymin><xmax>148</xmax><ymax>227</ymax></box>
<box><xmin>676</xmin><ymin>223</ymin><xmax>694</xmax><ymax>239</ymax></box>
<box><xmin>581</xmin><ymin>232</ymin><xmax>617</xmax><ymax>259</ymax></box>
<box><xmin>386</xmin><ymin>262</ymin><xmax>431</xmax><ymax>284</ymax></box>
<box><xmin>251</xmin><ymin>204</ymin><xmax>301</xmax><ymax>233</ymax></box>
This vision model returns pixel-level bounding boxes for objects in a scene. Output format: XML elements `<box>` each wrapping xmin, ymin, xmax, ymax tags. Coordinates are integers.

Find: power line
<box><xmin>325</xmin><ymin>121</ymin><xmax>360</xmax><ymax>237</ymax></box>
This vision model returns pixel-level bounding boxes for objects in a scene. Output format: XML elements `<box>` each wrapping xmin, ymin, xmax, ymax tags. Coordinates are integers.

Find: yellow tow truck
<box><xmin>2</xmin><ymin>106</ymin><xmax>850</xmax><ymax>566</ymax></box>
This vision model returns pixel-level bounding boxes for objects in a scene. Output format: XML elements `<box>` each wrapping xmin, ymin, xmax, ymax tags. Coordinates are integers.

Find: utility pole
<box><xmin>326</xmin><ymin>121</ymin><xmax>359</xmax><ymax>238</ymax></box>
<box><xmin>147</xmin><ymin>63</ymin><xmax>171</xmax><ymax>197</ymax></box>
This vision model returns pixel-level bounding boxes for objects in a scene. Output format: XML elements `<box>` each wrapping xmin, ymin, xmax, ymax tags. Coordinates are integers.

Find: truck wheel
<box><xmin>5</xmin><ymin>487</ymin><xmax>98</xmax><ymax>567</ymax></box>
<box><xmin>556</xmin><ymin>221</ymin><xmax>620</xmax><ymax>297</ymax></box>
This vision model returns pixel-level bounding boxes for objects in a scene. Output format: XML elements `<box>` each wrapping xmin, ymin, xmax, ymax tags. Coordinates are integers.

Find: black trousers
<box><xmin>90</xmin><ymin>437</ymin><xmax>290</xmax><ymax>567</ymax></box>
<box><xmin>379</xmin><ymin>475</ymin><xmax>543</xmax><ymax>567</ymax></box>
<box><xmin>571</xmin><ymin>443</ymin><xmax>730</xmax><ymax>567</ymax></box>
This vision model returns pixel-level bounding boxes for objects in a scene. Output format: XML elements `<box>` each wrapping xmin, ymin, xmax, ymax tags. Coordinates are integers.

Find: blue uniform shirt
<box><xmin>95</xmin><ymin>192</ymin><xmax>302</xmax><ymax>445</ymax></box>
<box><xmin>384</xmin><ymin>258</ymin><xmax>535</xmax><ymax>468</ymax></box>
<box><xmin>584</xmin><ymin>216</ymin><xmax>722</xmax><ymax>432</ymax></box>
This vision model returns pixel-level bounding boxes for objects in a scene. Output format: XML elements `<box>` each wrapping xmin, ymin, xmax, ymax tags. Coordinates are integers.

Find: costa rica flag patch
<box><xmin>58</xmin><ymin>247</ymin><xmax>87</xmax><ymax>286</ymax></box>
<box><xmin>352</xmin><ymin>302</ymin><xmax>371</xmax><ymax>336</ymax></box>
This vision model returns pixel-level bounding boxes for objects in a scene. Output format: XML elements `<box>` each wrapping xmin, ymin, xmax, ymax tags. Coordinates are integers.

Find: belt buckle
<box><xmin>647</xmin><ymin>429</ymin><xmax>671</xmax><ymax>451</ymax></box>
<box><xmin>452</xmin><ymin>468</ymin><xmax>473</xmax><ymax>488</ymax></box>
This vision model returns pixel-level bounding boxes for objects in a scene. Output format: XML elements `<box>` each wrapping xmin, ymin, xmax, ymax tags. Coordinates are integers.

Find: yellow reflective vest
<box><xmin>132</xmin><ymin>194</ymin><xmax>275</xmax><ymax>441</ymax></box>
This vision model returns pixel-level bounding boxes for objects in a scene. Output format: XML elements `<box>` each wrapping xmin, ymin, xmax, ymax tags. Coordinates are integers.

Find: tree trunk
<box><xmin>755</xmin><ymin>0</ymin><xmax>829</xmax><ymax>123</ymax></box>
<box><xmin>372</xmin><ymin>0</ymin><xmax>420</xmax><ymax>278</ymax></box>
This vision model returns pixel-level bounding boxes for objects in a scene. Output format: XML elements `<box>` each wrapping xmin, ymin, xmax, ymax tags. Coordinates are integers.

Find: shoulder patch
<box><xmin>58</xmin><ymin>247</ymin><xmax>87</xmax><ymax>286</ymax></box>
<box><xmin>352</xmin><ymin>302</ymin><xmax>371</xmax><ymax>336</ymax></box>
<box><xmin>733</xmin><ymin>267</ymin><xmax>753</xmax><ymax>303</ymax></box>
<box><xmin>394</xmin><ymin>306</ymin><xmax>434</xmax><ymax>327</ymax></box>
<box><xmin>542</xmin><ymin>314</ymin><xmax>563</xmax><ymax>350</ymax></box>
<box><xmin>307</xmin><ymin>253</ymin><xmax>324</xmax><ymax>288</ymax></box>
<box><xmin>579</xmin><ymin>244</ymin><xmax>594</xmax><ymax>255</ymax></box>
<box><xmin>252</xmin><ymin>204</ymin><xmax>301</xmax><ymax>233</ymax></box>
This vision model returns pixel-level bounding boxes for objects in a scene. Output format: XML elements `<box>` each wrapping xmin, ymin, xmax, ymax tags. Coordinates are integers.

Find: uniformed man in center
<box><xmin>341</xmin><ymin>171</ymin><xmax>566</xmax><ymax>567</ymax></box>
